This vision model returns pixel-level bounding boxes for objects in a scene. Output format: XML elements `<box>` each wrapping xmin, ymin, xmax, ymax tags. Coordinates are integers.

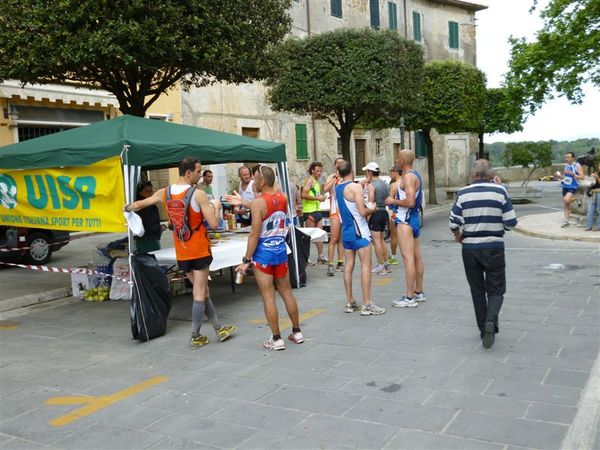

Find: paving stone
<box><xmin>339</xmin><ymin>379</ymin><xmax>433</xmax><ymax>405</ymax></box>
<box><xmin>198</xmin><ymin>376</ymin><xmax>281</xmax><ymax>402</ymax></box>
<box><xmin>0</xmin><ymin>408</ymin><xmax>96</xmax><ymax>445</ymax></box>
<box><xmin>0</xmin><ymin>437</ymin><xmax>49</xmax><ymax>449</ymax></box>
<box><xmin>304</xmin><ymin>342</ymin><xmax>386</xmax><ymax>364</ymax></box>
<box><xmin>383</xmin><ymin>428</ymin><xmax>504</xmax><ymax>449</ymax></box>
<box><xmin>260</xmin><ymin>353</ymin><xmax>339</xmax><ymax>373</ymax></box>
<box><xmin>505</xmin><ymin>353</ymin><xmax>594</xmax><ymax>372</ymax></box>
<box><xmin>544</xmin><ymin>368</ymin><xmax>591</xmax><ymax>389</ymax></box>
<box><xmin>149</xmin><ymin>436</ymin><xmax>221</xmax><ymax>450</ymax></box>
<box><xmin>263</xmin><ymin>368</ymin><xmax>351</xmax><ymax>391</ymax></box>
<box><xmin>485</xmin><ymin>379</ymin><xmax>582</xmax><ymax>406</ymax></box>
<box><xmin>259</xmin><ymin>385</ymin><xmax>362</xmax><ymax>415</ymax></box>
<box><xmin>451</xmin><ymin>409</ymin><xmax>570</xmax><ymax>448</ymax></box>
<box><xmin>345</xmin><ymin>396</ymin><xmax>456</xmax><ymax>432</ymax></box>
<box><xmin>324</xmin><ymin>361</ymin><xmax>412</xmax><ymax>384</ymax></box>
<box><xmin>525</xmin><ymin>402</ymin><xmax>578</xmax><ymax>425</ymax></box>
<box><xmin>87</xmin><ymin>403</ymin><xmax>169</xmax><ymax>429</ymax></box>
<box><xmin>238</xmin><ymin>430</ymin><xmax>354</xmax><ymax>450</ymax></box>
<box><xmin>210</xmin><ymin>401</ymin><xmax>310</xmax><ymax>430</ymax></box>
<box><xmin>146</xmin><ymin>413</ymin><xmax>258</xmax><ymax>448</ymax></box>
<box><xmin>138</xmin><ymin>390</ymin><xmax>231</xmax><ymax>417</ymax></box>
<box><xmin>294</xmin><ymin>414</ymin><xmax>398</xmax><ymax>450</ymax></box>
<box><xmin>52</xmin><ymin>422</ymin><xmax>164</xmax><ymax>449</ymax></box>
<box><xmin>425</xmin><ymin>390</ymin><xmax>530</xmax><ymax>418</ymax></box>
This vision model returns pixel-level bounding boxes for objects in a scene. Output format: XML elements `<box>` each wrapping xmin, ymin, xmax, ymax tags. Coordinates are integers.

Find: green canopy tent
<box><xmin>0</xmin><ymin>115</ymin><xmax>301</xmax><ymax>288</ymax></box>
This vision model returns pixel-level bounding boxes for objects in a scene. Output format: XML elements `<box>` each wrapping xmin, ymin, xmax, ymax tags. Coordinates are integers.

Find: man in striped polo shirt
<box><xmin>449</xmin><ymin>159</ymin><xmax>518</xmax><ymax>349</ymax></box>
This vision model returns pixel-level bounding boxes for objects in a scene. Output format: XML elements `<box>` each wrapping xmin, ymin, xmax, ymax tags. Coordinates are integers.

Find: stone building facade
<box><xmin>181</xmin><ymin>0</ymin><xmax>487</xmax><ymax>192</ymax></box>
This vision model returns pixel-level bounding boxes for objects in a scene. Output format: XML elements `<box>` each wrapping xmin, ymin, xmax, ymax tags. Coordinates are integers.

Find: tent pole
<box><xmin>277</xmin><ymin>161</ymin><xmax>300</xmax><ymax>288</ymax></box>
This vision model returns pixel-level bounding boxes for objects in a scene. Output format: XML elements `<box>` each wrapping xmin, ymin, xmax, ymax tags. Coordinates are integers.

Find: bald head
<box><xmin>471</xmin><ymin>159</ymin><xmax>492</xmax><ymax>180</ymax></box>
<box><xmin>397</xmin><ymin>149</ymin><xmax>415</xmax><ymax>166</ymax></box>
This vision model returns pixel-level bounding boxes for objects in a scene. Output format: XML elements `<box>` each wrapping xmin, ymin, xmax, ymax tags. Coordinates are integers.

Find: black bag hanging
<box><xmin>286</xmin><ymin>227</ymin><xmax>311</xmax><ymax>288</ymax></box>
<box><xmin>130</xmin><ymin>253</ymin><xmax>171</xmax><ymax>341</ymax></box>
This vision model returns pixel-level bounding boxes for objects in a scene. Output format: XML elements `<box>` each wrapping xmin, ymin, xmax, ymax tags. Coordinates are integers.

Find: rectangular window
<box><xmin>388</xmin><ymin>2</ymin><xmax>398</xmax><ymax>30</ymax></box>
<box><xmin>331</xmin><ymin>0</ymin><xmax>342</xmax><ymax>18</ymax></box>
<box><xmin>295</xmin><ymin>124</ymin><xmax>308</xmax><ymax>160</ymax></box>
<box><xmin>413</xmin><ymin>11</ymin><xmax>422</xmax><ymax>42</ymax></box>
<box><xmin>241</xmin><ymin>127</ymin><xmax>260</xmax><ymax>139</ymax></box>
<box><xmin>370</xmin><ymin>0</ymin><xmax>380</xmax><ymax>29</ymax></box>
<box><xmin>414</xmin><ymin>131</ymin><xmax>427</xmax><ymax>158</ymax></box>
<box><xmin>375</xmin><ymin>138</ymin><xmax>383</xmax><ymax>156</ymax></box>
<box><xmin>449</xmin><ymin>21</ymin><xmax>459</xmax><ymax>49</ymax></box>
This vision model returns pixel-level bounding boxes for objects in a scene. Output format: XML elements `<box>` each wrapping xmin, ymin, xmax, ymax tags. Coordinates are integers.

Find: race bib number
<box><xmin>562</xmin><ymin>176</ymin><xmax>573</xmax><ymax>185</ymax></box>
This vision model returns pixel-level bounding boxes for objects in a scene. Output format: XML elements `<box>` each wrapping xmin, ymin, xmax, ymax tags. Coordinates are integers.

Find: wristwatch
<box><xmin>242</xmin><ymin>257</ymin><xmax>252</xmax><ymax>264</ymax></box>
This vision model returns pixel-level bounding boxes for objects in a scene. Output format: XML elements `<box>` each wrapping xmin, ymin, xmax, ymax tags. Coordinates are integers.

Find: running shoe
<box><xmin>360</xmin><ymin>302</ymin><xmax>386</xmax><ymax>316</ymax></box>
<box><xmin>335</xmin><ymin>263</ymin><xmax>344</xmax><ymax>272</ymax></box>
<box><xmin>217</xmin><ymin>325</ymin><xmax>236</xmax><ymax>342</ymax></box>
<box><xmin>387</xmin><ymin>256</ymin><xmax>399</xmax><ymax>265</ymax></box>
<box><xmin>560</xmin><ymin>220</ymin><xmax>570</xmax><ymax>228</ymax></box>
<box><xmin>372</xmin><ymin>264</ymin><xmax>384</xmax><ymax>274</ymax></box>
<box><xmin>288</xmin><ymin>331</ymin><xmax>305</xmax><ymax>344</ymax></box>
<box><xmin>189</xmin><ymin>335</ymin><xmax>209</xmax><ymax>349</ymax></box>
<box><xmin>392</xmin><ymin>296</ymin><xmax>418</xmax><ymax>308</ymax></box>
<box><xmin>344</xmin><ymin>302</ymin><xmax>360</xmax><ymax>313</ymax></box>
<box><xmin>317</xmin><ymin>256</ymin><xmax>328</xmax><ymax>264</ymax></box>
<box><xmin>414</xmin><ymin>292</ymin><xmax>427</xmax><ymax>302</ymax></box>
<box><xmin>327</xmin><ymin>265</ymin><xmax>335</xmax><ymax>277</ymax></box>
<box><xmin>263</xmin><ymin>336</ymin><xmax>285</xmax><ymax>351</ymax></box>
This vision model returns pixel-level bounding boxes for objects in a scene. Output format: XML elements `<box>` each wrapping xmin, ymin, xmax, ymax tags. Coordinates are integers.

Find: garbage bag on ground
<box><xmin>130</xmin><ymin>253</ymin><xmax>171</xmax><ymax>341</ymax></box>
<box><xmin>287</xmin><ymin>227</ymin><xmax>310</xmax><ymax>288</ymax></box>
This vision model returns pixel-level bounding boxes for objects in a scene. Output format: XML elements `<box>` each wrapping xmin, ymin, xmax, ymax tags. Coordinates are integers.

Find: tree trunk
<box><xmin>478</xmin><ymin>132</ymin><xmax>485</xmax><ymax>159</ymax></box>
<box><xmin>119</xmin><ymin>93</ymin><xmax>148</xmax><ymax>117</ymax></box>
<box><xmin>424</xmin><ymin>128</ymin><xmax>437</xmax><ymax>205</ymax></box>
<box><xmin>338</xmin><ymin>125</ymin><xmax>353</xmax><ymax>164</ymax></box>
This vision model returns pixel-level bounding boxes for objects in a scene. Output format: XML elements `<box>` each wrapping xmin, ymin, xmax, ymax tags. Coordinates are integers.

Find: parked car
<box><xmin>0</xmin><ymin>226</ymin><xmax>70</xmax><ymax>265</ymax></box>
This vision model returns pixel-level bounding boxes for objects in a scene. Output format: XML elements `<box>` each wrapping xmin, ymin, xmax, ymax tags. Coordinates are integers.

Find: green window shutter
<box><xmin>449</xmin><ymin>21</ymin><xmax>459</xmax><ymax>49</ymax></box>
<box><xmin>413</xmin><ymin>11</ymin><xmax>421</xmax><ymax>42</ymax></box>
<box><xmin>388</xmin><ymin>2</ymin><xmax>398</xmax><ymax>30</ymax></box>
<box><xmin>415</xmin><ymin>131</ymin><xmax>427</xmax><ymax>158</ymax></box>
<box><xmin>370</xmin><ymin>0</ymin><xmax>380</xmax><ymax>29</ymax></box>
<box><xmin>295</xmin><ymin>124</ymin><xmax>308</xmax><ymax>160</ymax></box>
<box><xmin>331</xmin><ymin>0</ymin><xmax>342</xmax><ymax>18</ymax></box>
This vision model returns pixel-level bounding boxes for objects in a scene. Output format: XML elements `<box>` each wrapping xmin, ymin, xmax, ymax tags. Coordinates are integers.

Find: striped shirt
<box><xmin>449</xmin><ymin>180</ymin><xmax>518</xmax><ymax>249</ymax></box>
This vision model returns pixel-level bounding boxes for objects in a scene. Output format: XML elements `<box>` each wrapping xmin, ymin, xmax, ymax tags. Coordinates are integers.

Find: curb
<box><xmin>514</xmin><ymin>225</ymin><xmax>600</xmax><ymax>244</ymax></box>
<box><xmin>0</xmin><ymin>287</ymin><xmax>72</xmax><ymax>313</ymax></box>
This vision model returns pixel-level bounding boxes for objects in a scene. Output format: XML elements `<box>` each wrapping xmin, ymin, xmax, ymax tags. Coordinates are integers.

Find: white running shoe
<box><xmin>371</xmin><ymin>264</ymin><xmax>383</xmax><ymax>274</ymax></box>
<box><xmin>288</xmin><ymin>331</ymin><xmax>304</xmax><ymax>344</ymax></box>
<box><xmin>414</xmin><ymin>292</ymin><xmax>426</xmax><ymax>302</ymax></box>
<box><xmin>360</xmin><ymin>302</ymin><xmax>386</xmax><ymax>315</ymax></box>
<box><xmin>392</xmin><ymin>296</ymin><xmax>418</xmax><ymax>308</ymax></box>
<box><xmin>263</xmin><ymin>336</ymin><xmax>285</xmax><ymax>350</ymax></box>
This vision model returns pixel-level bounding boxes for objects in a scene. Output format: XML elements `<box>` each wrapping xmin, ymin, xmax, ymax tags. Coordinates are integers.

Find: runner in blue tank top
<box><xmin>335</xmin><ymin>160</ymin><xmax>386</xmax><ymax>316</ymax></box>
<box><xmin>559</xmin><ymin>151</ymin><xmax>584</xmax><ymax>227</ymax></box>
<box><xmin>385</xmin><ymin>149</ymin><xmax>426</xmax><ymax>308</ymax></box>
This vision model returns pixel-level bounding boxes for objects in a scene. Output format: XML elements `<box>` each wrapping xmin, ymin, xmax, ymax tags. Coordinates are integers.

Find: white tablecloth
<box><xmin>150</xmin><ymin>227</ymin><xmax>327</xmax><ymax>269</ymax></box>
<box><xmin>150</xmin><ymin>238</ymin><xmax>247</xmax><ymax>270</ymax></box>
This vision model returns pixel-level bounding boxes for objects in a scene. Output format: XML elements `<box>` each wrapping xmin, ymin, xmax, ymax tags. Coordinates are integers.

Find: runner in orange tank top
<box><xmin>125</xmin><ymin>157</ymin><xmax>236</xmax><ymax>349</ymax></box>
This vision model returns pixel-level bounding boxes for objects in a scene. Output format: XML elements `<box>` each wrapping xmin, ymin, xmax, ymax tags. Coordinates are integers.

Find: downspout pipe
<box><xmin>306</xmin><ymin>0</ymin><xmax>318</xmax><ymax>160</ymax></box>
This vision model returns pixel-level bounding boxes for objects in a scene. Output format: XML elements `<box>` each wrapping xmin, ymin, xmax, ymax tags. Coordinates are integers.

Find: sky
<box><xmin>475</xmin><ymin>0</ymin><xmax>599</xmax><ymax>143</ymax></box>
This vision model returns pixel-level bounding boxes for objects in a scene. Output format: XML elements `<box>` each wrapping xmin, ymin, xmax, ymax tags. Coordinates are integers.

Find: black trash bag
<box><xmin>130</xmin><ymin>253</ymin><xmax>171</xmax><ymax>341</ymax></box>
<box><xmin>286</xmin><ymin>227</ymin><xmax>311</xmax><ymax>288</ymax></box>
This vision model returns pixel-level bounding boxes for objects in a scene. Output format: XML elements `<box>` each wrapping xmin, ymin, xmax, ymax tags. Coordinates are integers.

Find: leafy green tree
<box><xmin>479</xmin><ymin>87</ymin><xmax>525</xmax><ymax>158</ymax></box>
<box><xmin>505</xmin><ymin>0</ymin><xmax>600</xmax><ymax>113</ymax></box>
<box><xmin>266</xmin><ymin>28</ymin><xmax>424</xmax><ymax>162</ymax></box>
<box><xmin>409</xmin><ymin>61</ymin><xmax>486</xmax><ymax>204</ymax></box>
<box><xmin>0</xmin><ymin>0</ymin><xmax>292</xmax><ymax>116</ymax></box>
<box><xmin>501</xmin><ymin>141</ymin><xmax>553</xmax><ymax>186</ymax></box>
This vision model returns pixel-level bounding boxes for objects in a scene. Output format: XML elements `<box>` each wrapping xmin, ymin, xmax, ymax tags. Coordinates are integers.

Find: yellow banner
<box><xmin>0</xmin><ymin>156</ymin><xmax>126</xmax><ymax>232</ymax></box>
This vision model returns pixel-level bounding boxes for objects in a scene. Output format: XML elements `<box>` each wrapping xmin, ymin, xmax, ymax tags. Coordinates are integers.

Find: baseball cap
<box><xmin>362</xmin><ymin>162</ymin><xmax>380</xmax><ymax>172</ymax></box>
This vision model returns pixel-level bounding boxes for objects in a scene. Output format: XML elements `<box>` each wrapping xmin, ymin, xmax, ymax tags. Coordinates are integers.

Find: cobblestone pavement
<box><xmin>0</xmin><ymin>204</ymin><xmax>598</xmax><ymax>450</ymax></box>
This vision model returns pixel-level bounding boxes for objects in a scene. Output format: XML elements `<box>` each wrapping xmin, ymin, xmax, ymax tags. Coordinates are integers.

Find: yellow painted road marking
<box><xmin>46</xmin><ymin>375</ymin><xmax>168</xmax><ymax>427</ymax></box>
<box><xmin>374</xmin><ymin>278</ymin><xmax>394</xmax><ymax>286</ymax></box>
<box><xmin>0</xmin><ymin>320</ymin><xmax>18</xmax><ymax>330</ymax></box>
<box><xmin>250</xmin><ymin>307</ymin><xmax>325</xmax><ymax>329</ymax></box>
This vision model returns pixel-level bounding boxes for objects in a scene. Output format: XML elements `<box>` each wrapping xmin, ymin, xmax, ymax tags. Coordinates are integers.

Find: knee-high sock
<box><xmin>204</xmin><ymin>298</ymin><xmax>223</xmax><ymax>331</ymax></box>
<box><xmin>191</xmin><ymin>300</ymin><xmax>206</xmax><ymax>336</ymax></box>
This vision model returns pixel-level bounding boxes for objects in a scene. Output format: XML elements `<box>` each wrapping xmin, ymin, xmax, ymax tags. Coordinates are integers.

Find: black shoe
<box><xmin>482</xmin><ymin>322</ymin><xmax>495</xmax><ymax>349</ymax></box>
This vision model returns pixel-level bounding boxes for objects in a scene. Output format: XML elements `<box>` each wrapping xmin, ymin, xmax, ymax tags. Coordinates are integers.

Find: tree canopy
<box><xmin>478</xmin><ymin>87</ymin><xmax>525</xmax><ymax>157</ymax></box>
<box><xmin>410</xmin><ymin>61</ymin><xmax>486</xmax><ymax>204</ymax></box>
<box><xmin>0</xmin><ymin>0</ymin><xmax>292</xmax><ymax>116</ymax></box>
<box><xmin>266</xmin><ymin>28</ymin><xmax>424</xmax><ymax>162</ymax></box>
<box><xmin>505</xmin><ymin>0</ymin><xmax>600</xmax><ymax>113</ymax></box>
<box><xmin>501</xmin><ymin>141</ymin><xmax>553</xmax><ymax>186</ymax></box>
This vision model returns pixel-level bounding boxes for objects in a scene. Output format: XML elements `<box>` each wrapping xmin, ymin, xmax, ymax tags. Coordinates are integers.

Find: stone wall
<box><xmin>493</xmin><ymin>164</ymin><xmax>564</xmax><ymax>183</ymax></box>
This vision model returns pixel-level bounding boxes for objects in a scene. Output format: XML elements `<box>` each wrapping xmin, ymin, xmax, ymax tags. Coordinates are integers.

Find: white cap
<box><xmin>362</xmin><ymin>162</ymin><xmax>380</xmax><ymax>172</ymax></box>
